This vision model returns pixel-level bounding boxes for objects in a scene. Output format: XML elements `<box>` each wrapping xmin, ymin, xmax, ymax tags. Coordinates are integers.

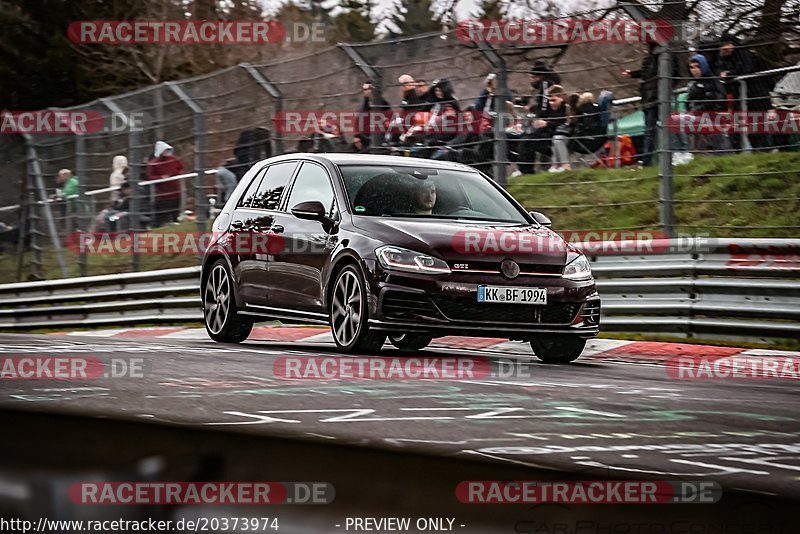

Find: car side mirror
<box><xmin>291</xmin><ymin>201</ymin><xmax>335</xmax><ymax>232</ymax></box>
<box><xmin>529</xmin><ymin>211</ymin><xmax>552</xmax><ymax>227</ymax></box>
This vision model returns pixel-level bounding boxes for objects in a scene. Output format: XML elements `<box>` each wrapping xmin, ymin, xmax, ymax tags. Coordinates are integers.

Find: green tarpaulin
<box><xmin>609</xmin><ymin>93</ymin><xmax>688</xmax><ymax>137</ymax></box>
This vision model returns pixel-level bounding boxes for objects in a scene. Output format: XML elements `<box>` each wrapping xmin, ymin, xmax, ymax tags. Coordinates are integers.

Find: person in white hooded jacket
<box><xmin>109</xmin><ymin>155</ymin><xmax>128</xmax><ymax>201</ymax></box>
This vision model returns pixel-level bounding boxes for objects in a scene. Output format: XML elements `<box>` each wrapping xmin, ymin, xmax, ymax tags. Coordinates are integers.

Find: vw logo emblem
<box><xmin>501</xmin><ymin>259</ymin><xmax>520</xmax><ymax>279</ymax></box>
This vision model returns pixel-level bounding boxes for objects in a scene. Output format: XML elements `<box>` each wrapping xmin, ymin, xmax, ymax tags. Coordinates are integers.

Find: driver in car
<box><xmin>413</xmin><ymin>181</ymin><xmax>437</xmax><ymax>215</ymax></box>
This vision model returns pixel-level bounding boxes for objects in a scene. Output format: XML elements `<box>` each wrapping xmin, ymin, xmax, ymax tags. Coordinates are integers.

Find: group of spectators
<box><xmin>293</xmin><ymin>33</ymin><xmax>786</xmax><ymax>173</ymax></box>
<box><xmin>627</xmin><ymin>34</ymin><xmax>782</xmax><ymax>165</ymax></box>
<box><xmin>58</xmin><ymin>126</ymin><xmax>273</xmax><ymax>234</ymax></box>
<box><xmin>43</xmin><ymin>34</ymin><xmax>785</xmax><ymax>237</ymax></box>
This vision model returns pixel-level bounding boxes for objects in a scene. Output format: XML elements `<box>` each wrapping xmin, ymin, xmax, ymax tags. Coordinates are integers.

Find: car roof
<box><xmin>254</xmin><ymin>152</ymin><xmax>479</xmax><ymax>172</ymax></box>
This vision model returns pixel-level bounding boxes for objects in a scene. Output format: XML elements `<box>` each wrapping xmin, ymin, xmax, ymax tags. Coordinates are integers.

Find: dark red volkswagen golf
<box><xmin>201</xmin><ymin>154</ymin><xmax>600</xmax><ymax>363</ymax></box>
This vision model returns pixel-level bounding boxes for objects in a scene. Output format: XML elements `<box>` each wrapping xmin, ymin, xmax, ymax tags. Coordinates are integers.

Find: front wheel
<box><xmin>530</xmin><ymin>336</ymin><xmax>586</xmax><ymax>364</ymax></box>
<box><xmin>389</xmin><ymin>333</ymin><xmax>433</xmax><ymax>352</ymax></box>
<box><xmin>330</xmin><ymin>265</ymin><xmax>386</xmax><ymax>353</ymax></box>
<box><xmin>203</xmin><ymin>259</ymin><xmax>253</xmax><ymax>343</ymax></box>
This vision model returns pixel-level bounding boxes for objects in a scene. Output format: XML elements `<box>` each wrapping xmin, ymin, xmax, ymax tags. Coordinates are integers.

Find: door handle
<box><xmin>270</xmin><ymin>225</ymin><xmax>284</xmax><ymax>233</ymax></box>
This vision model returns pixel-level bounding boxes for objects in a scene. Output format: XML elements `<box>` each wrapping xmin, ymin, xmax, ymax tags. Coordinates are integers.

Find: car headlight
<box><xmin>563</xmin><ymin>253</ymin><xmax>592</xmax><ymax>280</ymax></box>
<box><xmin>376</xmin><ymin>246</ymin><xmax>451</xmax><ymax>274</ymax></box>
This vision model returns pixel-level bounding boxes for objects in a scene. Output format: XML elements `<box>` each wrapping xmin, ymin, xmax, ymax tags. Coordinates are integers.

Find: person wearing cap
<box><xmin>147</xmin><ymin>141</ymin><xmax>185</xmax><ymax>226</ymax></box>
<box><xmin>527</xmin><ymin>61</ymin><xmax>562</xmax><ymax>114</ymax></box>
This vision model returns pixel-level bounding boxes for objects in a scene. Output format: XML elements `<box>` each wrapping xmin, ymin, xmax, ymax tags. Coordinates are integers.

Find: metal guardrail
<box><xmin>0</xmin><ymin>239</ymin><xmax>797</xmax><ymax>343</ymax></box>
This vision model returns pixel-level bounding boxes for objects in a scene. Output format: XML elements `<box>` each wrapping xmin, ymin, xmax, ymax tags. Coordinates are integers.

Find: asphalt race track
<box><xmin>1</xmin><ymin>328</ymin><xmax>799</xmax><ymax>532</ymax></box>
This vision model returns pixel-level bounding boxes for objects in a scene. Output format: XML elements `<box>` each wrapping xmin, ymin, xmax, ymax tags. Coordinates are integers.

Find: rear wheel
<box><xmin>203</xmin><ymin>259</ymin><xmax>253</xmax><ymax>343</ymax></box>
<box><xmin>330</xmin><ymin>265</ymin><xmax>386</xmax><ymax>353</ymax></box>
<box><xmin>389</xmin><ymin>333</ymin><xmax>433</xmax><ymax>352</ymax></box>
<box><xmin>530</xmin><ymin>336</ymin><xmax>586</xmax><ymax>364</ymax></box>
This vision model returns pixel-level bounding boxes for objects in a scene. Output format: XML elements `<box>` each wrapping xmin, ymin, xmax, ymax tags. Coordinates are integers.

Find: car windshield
<box><xmin>338</xmin><ymin>165</ymin><xmax>529</xmax><ymax>223</ymax></box>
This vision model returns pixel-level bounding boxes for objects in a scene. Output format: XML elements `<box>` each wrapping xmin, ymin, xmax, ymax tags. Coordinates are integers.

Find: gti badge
<box><xmin>501</xmin><ymin>259</ymin><xmax>520</xmax><ymax>279</ymax></box>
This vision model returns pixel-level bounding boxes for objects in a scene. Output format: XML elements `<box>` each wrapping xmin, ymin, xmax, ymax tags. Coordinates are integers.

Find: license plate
<box><xmin>477</xmin><ymin>286</ymin><xmax>547</xmax><ymax>304</ymax></box>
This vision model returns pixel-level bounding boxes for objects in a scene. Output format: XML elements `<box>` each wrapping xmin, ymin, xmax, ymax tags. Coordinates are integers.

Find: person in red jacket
<box><xmin>147</xmin><ymin>141</ymin><xmax>185</xmax><ymax>226</ymax></box>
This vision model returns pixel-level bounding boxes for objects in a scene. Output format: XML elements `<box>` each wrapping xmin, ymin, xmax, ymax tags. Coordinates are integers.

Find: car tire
<box><xmin>389</xmin><ymin>333</ymin><xmax>434</xmax><ymax>352</ymax></box>
<box><xmin>530</xmin><ymin>336</ymin><xmax>586</xmax><ymax>364</ymax></box>
<box><xmin>203</xmin><ymin>259</ymin><xmax>253</xmax><ymax>343</ymax></box>
<box><xmin>330</xmin><ymin>265</ymin><xmax>386</xmax><ymax>353</ymax></box>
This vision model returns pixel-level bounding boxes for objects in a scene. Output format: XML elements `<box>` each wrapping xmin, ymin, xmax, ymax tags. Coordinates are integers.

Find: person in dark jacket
<box><xmin>518</xmin><ymin>85</ymin><xmax>568</xmax><ymax>173</ymax></box>
<box><xmin>357</xmin><ymin>80</ymin><xmax>391</xmax><ymax>143</ymax></box>
<box><xmin>147</xmin><ymin>141</ymin><xmax>184</xmax><ymax>226</ymax></box>
<box><xmin>474</xmin><ymin>73</ymin><xmax>514</xmax><ymax>113</ymax></box>
<box><xmin>686</xmin><ymin>53</ymin><xmax>730</xmax><ymax>155</ymax></box>
<box><xmin>398</xmin><ymin>74</ymin><xmax>426</xmax><ymax>116</ymax></box>
<box><xmin>527</xmin><ymin>61</ymin><xmax>562</xmax><ymax>114</ymax></box>
<box><xmin>552</xmin><ymin>92</ymin><xmax>609</xmax><ymax>170</ymax></box>
<box><xmin>428</xmin><ymin>78</ymin><xmax>460</xmax><ymax>112</ymax></box>
<box><xmin>717</xmin><ymin>34</ymin><xmax>775</xmax><ymax>150</ymax></box>
<box><xmin>623</xmin><ymin>43</ymin><xmax>659</xmax><ymax>165</ymax></box>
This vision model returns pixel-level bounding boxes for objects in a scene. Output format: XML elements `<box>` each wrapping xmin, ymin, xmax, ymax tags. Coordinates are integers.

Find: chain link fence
<box><xmin>1</xmin><ymin>16</ymin><xmax>798</xmax><ymax>281</ymax></box>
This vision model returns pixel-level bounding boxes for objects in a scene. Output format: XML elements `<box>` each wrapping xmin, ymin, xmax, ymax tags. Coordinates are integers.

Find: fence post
<box><xmin>240</xmin><ymin>64</ymin><xmax>284</xmax><ymax>155</ymax></box>
<box><xmin>738</xmin><ymin>78</ymin><xmax>752</xmax><ymax>153</ymax></box>
<box><xmin>166</xmin><ymin>82</ymin><xmax>207</xmax><ymax>237</ymax></box>
<box><xmin>21</xmin><ymin>134</ymin><xmax>68</xmax><ymax>278</ymax></box>
<box><xmin>129</xmin><ymin>127</ymin><xmax>142</xmax><ymax>271</ymax></box>
<box><xmin>657</xmin><ymin>46</ymin><xmax>675</xmax><ymax>238</ymax></box>
<box><xmin>74</xmin><ymin>134</ymin><xmax>88</xmax><ymax>277</ymax></box>
<box><xmin>475</xmin><ymin>41</ymin><xmax>508</xmax><ymax>186</ymax></box>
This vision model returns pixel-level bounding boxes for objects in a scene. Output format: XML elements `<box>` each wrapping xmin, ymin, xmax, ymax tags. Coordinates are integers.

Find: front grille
<box><xmin>433</xmin><ymin>298</ymin><xmax>578</xmax><ymax>324</ymax></box>
<box><xmin>450</xmin><ymin>261</ymin><xmax>563</xmax><ymax>275</ymax></box>
<box><xmin>581</xmin><ymin>300</ymin><xmax>601</xmax><ymax>325</ymax></box>
<box><xmin>381</xmin><ymin>291</ymin><xmax>442</xmax><ymax>321</ymax></box>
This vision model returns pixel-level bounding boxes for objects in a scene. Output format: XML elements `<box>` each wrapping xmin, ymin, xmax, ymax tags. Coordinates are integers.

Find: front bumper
<box><xmin>367</xmin><ymin>268</ymin><xmax>601</xmax><ymax>339</ymax></box>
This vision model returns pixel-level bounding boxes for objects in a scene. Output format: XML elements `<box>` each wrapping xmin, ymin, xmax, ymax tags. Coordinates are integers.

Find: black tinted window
<box><xmin>287</xmin><ymin>163</ymin><xmax>336</xmax><ymax>218</ymax></box>
<box><xmin>250</xmin><ymin>162</ymin><xmax>297</xmax><ymax>210</ymax></box>
<box><xmin>237</xmin><ymin>165</ymin><xmax>268</xmax><ymax>208</ymax></box>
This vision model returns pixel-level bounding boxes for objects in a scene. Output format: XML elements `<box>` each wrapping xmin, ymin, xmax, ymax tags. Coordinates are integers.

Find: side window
<box><xmin>237</xmin><ymin>165</ymin><xmax>268</xmax><ymax>208</ymax></box>
<box><xmin>286</xmin><ymin>163</ymin><xmax>336</xmax><ymax>218</ymax></box>
<box><xmin>250</xmin><ymin>162</ymin><xmax>297</xmax><ymax>210</ymax></box>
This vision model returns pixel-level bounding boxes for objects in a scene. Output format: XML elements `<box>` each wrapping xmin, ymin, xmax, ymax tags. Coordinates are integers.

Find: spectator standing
<box><xmin>216</xmin><ymin>158</ymin><xmax>238</xmax><ymax>205</ymax></box>
<box><xmin>519</xmin><ymin>85</ymin><xmax>568</xmax><ymax>173</ymax></box>
<box><xmin>475</xmin><ymin>73</ymin><xmax>514</xmax><ymax>114</ymax></box>
<box><xmin>357</xmin><ymin>81</ymin><xmax>391</xmax><ymax>143</ymax></box>
<box><xmin>399</xmin><ymin>74</ymin><xmax>426</xmax><ymax>116</ymax></box>
<box><xmin>429</xmin><ymin>79</ymin><xmax>460</xmax><ymax>112</ymax></box>
<box><xmin>415</xmin><ymin>80</ymin><xmax>432</xmax><ymax>111</ymax></box>
<box><xmin>686</xmin><ymin>53</ymin><xmax>730</xmax><ymax>155</ymax></box>
<box><xmin>147</xmin><ymin>141</ymin><xmax>184</xmax><ymax>226</ymax></box>
<box><xmin>623</xmin><ymin>43</ymin><xmax>660</xmax><ymax>166</ymax></box>
<box><xmin>552</xmin><ymin>92</ymin><xmax>608</xmax><ymax>170</ymax></box>
<box><xmin>109</xmin><ymin>155</ymin><xmax>128</xmax><ymax>201</ymax></box>
<box><xmin>718</xmin><ymin>35</ymin><xmax>775</xmax><ymax>151</ymax></box>
<box><xmin>527</xmin><ymin>61</ymin><xmax>562</xmax><ymax>114</ymax></box>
